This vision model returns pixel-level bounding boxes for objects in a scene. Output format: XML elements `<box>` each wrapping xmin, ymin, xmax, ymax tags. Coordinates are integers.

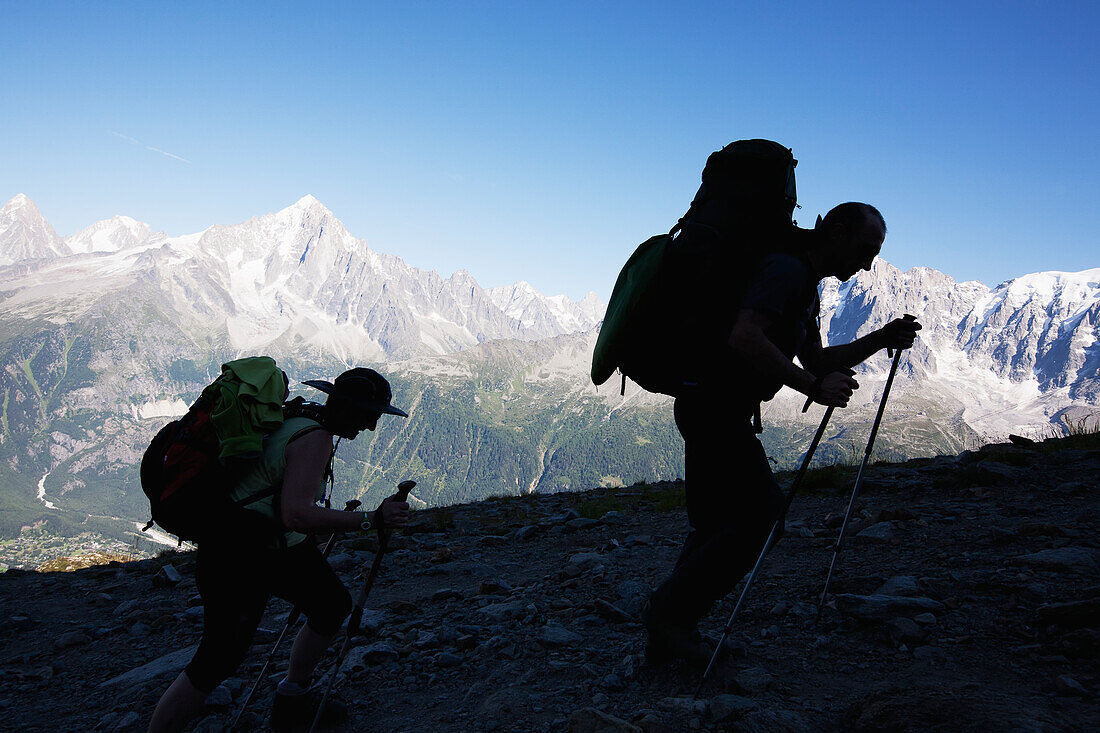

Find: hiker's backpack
<box><xmin>139</xmin><ymin>356</ymin><xmax>294</xmax><ymax>541</ymax></box>
<box><xmin>591</xmin><ymin>139</ymin><xmax>799</xmax><ymax>398</ymax></box>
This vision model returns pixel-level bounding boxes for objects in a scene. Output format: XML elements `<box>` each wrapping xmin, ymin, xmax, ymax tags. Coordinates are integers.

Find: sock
<box><xmin>277</xmin><ymin>678</ymin><xmax>310</xmax><ymax>696</ymax></box>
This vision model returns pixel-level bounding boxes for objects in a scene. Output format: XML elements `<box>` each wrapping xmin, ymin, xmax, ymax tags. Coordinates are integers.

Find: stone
<box><xmin>568</xmin><ymin>707</ymin><xmax>643</xmax><ymax>732</ymax></box>
<box><xmin>658</xmin><ymin>697</ymin><xmax>707</xmax><ymax>715</ymax></box>
<box><xmin>567</xmin><ymin>518</ymin><xmax>600</xmax><ymax>531</ymax></box>
<box><xmin>55</xmin><ymin>631</ymin><xmax>91</xmax><ymax>648</ymax></box>
<box><xmin>913</xmin><ymin>613</ymin><xmax>938</xmax><ymax>625</ymax></box>
<box><xmin>707</xmin><ymin>694</ymin><xmax>756</xmax><ymax>722</ymax></box>
<box><xmin>433</xmin><ymin>588</ymin><xmax>464</xmax><ymax>602</ymax></box>
<box><xmin>413</xmin><ymin>631</ymin><xmax>440</xmax><ymax>650</ymax></box>
<box><xmin>152</xmin><ymin>564</ymin><xmax>182</xmax><ymax>587</ymax></box>
<box><xmin>112</xmin><ymin>711</ymin><xmax>141</xmax><ymax>730</ymax></box>
<box><xmin>479</xmin><ymin>601</ymin><xmax>526</xmax><ymax>621</ymax></box>
<box><xmin>515</xmin><ymin>525</ymin><xmax>542</xmax><ymax>541</ymax></box>
<box><xmin>594</xmin><ymin>599</ymin><xmax>632</xmax><ymax>624</ymax></box>
<box><xmin>1055</xmin><ymin>675</ymin><xmax>1088</xmax><ymax>697</ymax></box>
<box><xmin>624</xmin><ymin>534</ymin><xmax>653</xmax><ymax>547</ymax></box>
<box><xmin>344</xmin><ymin>642</ymin><xmax>399</xmax><ymax>669</ymax></box>
<box><xmin>204</xmin><ymin>684</ymin><xmax>233</xmax><ymax>710</ymax></box>
<box><xmin>100</xmin><ymin>645</ymin><xmax>199</xmax><ymax>688</ymax></box>
<box><xmin>857</xmin><ymin>522</ymin><xmax>898</xmax><ymax>542</ymax></box>
<box><xmin>1014</xmin><ymin>547</ymin><xmax>1098</xmax><ymax>572</ymax></box>
<box><xmin>834</xmin><ymin>594</ymin><xmax>945</xmax><ymax>621</ymax></box>
<box><xmin>874</xmin><ymin>576</ymin><xmax>922</xmax><ymax>597</ymax></box>
<box><xmin>737</xmin><ymin>709</ymin><xmax>811</xmax><ymax>732</ymax></box>
<box><xmin>733</xmin><ymin>666</ymin><xmax>773</xmax><ymax>695</ymax></box>
<box><xmin>913</xmin><ymin>646</ymin><xmax>949</xmax><ymax>664</ymax></box>
<box><xmin>477</xmin><ymin>579</ymin><xmax>512</xmax><ymax>595</ymax></box>
<box><xmin>539</xmin><ymin>623</ymin><xmax>583</xmax><ymax>647</ymax></box>
<box><xmin>456</xmin><ymin>634</ymin><xmax>478</xmax><ymax>651</ymax></box>
<box><xmin>1036</xmin><ymin>598</ymin><xmax>1100</xmax><ymax>629</ymax></box>
<box><xmin>95</xmin><ymin>712</ymin><xmax>119</xmax><ymax>731</ymax></box>
<box><xmin>129</xmin><ymin>621</ymin><xmax>151</xmax><ymax>636</ymax></box>
<box><xmin>600</xmin><ymin>511</ymin><xmax>628</xmax><ymax>525</ymax></box>
<box><xmin>885</xmin><ymin>617</ymin><xmax>925</xmax><ymax>644</ymax></box>
<box><xmin>431</xmin><ymin>546</ymin><xmax>455</xmax><ymax>562</ymax></box>
<box><xmin>436</xmin><ymin>651</ymin><xmax>463</xmax><ymax>668</ymax></box>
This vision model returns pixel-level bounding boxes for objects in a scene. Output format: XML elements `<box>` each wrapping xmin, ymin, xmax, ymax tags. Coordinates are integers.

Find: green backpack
<box><xmin>591</xmin><ymin>139</ymin><xmax>799</xmax><ymax>397</ymax></box>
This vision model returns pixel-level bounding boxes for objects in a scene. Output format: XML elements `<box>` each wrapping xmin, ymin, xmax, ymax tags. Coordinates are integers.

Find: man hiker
<box><xmin>642</xmin><ymin>202</ymin><xmax>921</xmax><ymax>665</ymax></box>
<box><xmin>148</xmin><ymin>368</ymin><xmax>411</xmax><ymax>732</ymax></box>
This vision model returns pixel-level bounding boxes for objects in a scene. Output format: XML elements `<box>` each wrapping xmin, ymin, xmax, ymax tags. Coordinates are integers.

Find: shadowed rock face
<box><xmin>0</xmin><ymin>434</ymin><xmax>1097</xmax><ymax>731</ymax></box>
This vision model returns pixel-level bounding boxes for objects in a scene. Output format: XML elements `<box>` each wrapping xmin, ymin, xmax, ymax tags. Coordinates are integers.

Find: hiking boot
<box><xmin>641</xmin><ymin>600</ymin><xmax>711</xmax><ymax>668</ymax></box>
<box><xmin>271</xmin><ymin>688</ymin><xmax>348</xmax><ymax>732</ymax></box>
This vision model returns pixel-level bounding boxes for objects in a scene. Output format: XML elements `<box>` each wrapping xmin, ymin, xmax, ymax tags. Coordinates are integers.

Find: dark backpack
<box><xmin>140</xmin><ymin>358</ymin><xmax>324</xmax><ymax>542</ymax></box>
<box><xmin>591</xmin><ymin>139</ymin><xmax>799</xmax><ymax>398</ymax></box>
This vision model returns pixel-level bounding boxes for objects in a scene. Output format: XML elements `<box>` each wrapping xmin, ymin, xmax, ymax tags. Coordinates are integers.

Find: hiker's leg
<box><xmin>648</xmin><ymin>394</ymin><xmax>733</xmax><ymax>625</ymax></box>
<box><xmin>147</xmin><ymin>671</ymin><xmax>207</xmax><ymax>733</ymax></box>
<box><xmin>272</xmin><ymin>540</ymin><xmax>353</xmax><ymax>685</ymax></box>
<box><xmin>651</xmin><ymin>402</ymin><xmax>781</xmax><ymax>627</ymax></box>
<box><xmin>670</xmin><ymin>420</ymin><xmax>785</xmax><ymax>618</ymax></box>
<box><xmin>149</xmin><ymin>542</ymin><xmax>267</xmax><ymax>732</ymax></box>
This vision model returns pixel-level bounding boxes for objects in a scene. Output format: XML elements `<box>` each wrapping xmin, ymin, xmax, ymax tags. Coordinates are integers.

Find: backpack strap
<box><xmin>753</xmin><ymin>403</ymin><xmax>763</xmax><ymax>434</ymax></box>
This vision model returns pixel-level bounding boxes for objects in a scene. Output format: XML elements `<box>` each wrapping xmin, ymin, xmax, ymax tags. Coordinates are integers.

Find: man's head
<box><xmin>301</xmin><ymin>368</ymin><xmax>408</xmax><ymax>439</ymax></box>
<box><xmin>816</xmin><ymin>202</ymin><xmax>886</xmax><ymax>281</ymax></box>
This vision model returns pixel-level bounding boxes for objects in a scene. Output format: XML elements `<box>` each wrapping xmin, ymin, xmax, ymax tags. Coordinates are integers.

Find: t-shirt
<box><xmin>230</xmin><ymin>416</ymin><xmax>329</xmax><ymax>548</ymax></box>
<box><xmin>729</xmin><ymin>252</ymin><xmax>820</xmax><ymax>401</ymax></box>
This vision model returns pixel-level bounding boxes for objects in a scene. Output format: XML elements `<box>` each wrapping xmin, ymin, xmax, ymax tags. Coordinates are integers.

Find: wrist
<box><xmin>807</xmin><ymin>373</ymin><xmax>823</xmax><ymax>400</ymax></box>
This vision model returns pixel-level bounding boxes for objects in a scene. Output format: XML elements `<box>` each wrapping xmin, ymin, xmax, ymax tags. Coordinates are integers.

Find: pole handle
<box><xmin>886</xmin><ymin>313</ymin><xmax>917</xmax><ymax>358</ymax></box>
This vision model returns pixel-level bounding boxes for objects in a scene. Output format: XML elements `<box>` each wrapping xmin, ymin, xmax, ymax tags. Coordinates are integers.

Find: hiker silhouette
<box><xmin>147</xmin><ymin>366</ymin><xmax>410</xmax><ymax>733</ymax></box>
<box><xmin>642</xmin><ymin>201</ymin><xmax>921</xmax><ymax>666</ymax></box>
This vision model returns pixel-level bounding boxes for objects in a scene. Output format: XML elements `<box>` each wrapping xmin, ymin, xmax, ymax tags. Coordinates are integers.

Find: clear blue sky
<box><xmin>2</xmin><ymin>1</ymin><xmax>1096</xmax><ymax>300</ymax></box>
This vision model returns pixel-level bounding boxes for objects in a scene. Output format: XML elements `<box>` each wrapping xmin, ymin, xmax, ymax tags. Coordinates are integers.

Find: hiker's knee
<box><xmin>184</xmin><ymin>653</ymin><xmax>237</xmax><ymax>696</ymax></box>
<box><xmin>305</xmin><ymin>585</ymin><xmax>352</xmax><ymax>637</ymax></box>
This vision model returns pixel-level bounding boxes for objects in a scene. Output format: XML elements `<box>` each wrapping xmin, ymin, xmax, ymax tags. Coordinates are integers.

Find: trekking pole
<box><xmin>310</xmin><ymin>480</ymin><xmax>416</xmax><ymax>733</ymax></box>
<box><xmin>814</xmin><ymin>314</ymin><xmax>915</xmax><ymax>624</ymax></box>
<box><xmin>229</xmin><ymin>499</ymin><xmax>362</xmax><ymax>731</ymax></box>
<box><xmin>694</xmin><ymin>404</ymin><xmax>834</xmax><ymax>698</ymax></box>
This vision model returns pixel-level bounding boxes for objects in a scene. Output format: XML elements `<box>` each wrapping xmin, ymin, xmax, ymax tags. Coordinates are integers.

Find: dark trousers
<box><xmin>184</xmin><ymin>515</ymin><xmax>352</xmax><ymax>693</ymax></box>
<box><xmin>650</xmin><ymin>391</ymin><xmax>785</xmax><ymax>628</ymax></box>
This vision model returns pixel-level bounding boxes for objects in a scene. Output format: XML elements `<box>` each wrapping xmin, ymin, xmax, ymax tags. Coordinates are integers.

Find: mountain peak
<box><xmin>2</xmin><ymin>193</ymin><xmax>40</xmax><ymax>217</ymax></box>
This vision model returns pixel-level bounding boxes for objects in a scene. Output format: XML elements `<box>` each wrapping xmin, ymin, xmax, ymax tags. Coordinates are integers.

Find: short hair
<box><xmin>822</xmin><ymin>202</ymin><xmax>886</xmax><ymax>236</ymax></box>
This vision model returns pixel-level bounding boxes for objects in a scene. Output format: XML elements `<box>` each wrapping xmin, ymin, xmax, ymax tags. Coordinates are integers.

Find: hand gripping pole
<box><xmin>310</xmin><ymin>480</ymin><xmax>416</xmax><ymax>733</ymax></box>
<box><xmin>814</xmin><ymin>314</ymin><xmax>915</xmax><ymax>623</ymax></box>
<box><xmin>694</xmin><ymin>405</ymin><xmax>835</xmax><ymax>698</ymax></box>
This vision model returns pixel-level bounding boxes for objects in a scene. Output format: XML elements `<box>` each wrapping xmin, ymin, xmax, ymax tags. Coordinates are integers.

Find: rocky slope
<box><xmin>1</xmin><ymin>434</ymin><xmax>1096</xmax><ymax>731</ymax></box>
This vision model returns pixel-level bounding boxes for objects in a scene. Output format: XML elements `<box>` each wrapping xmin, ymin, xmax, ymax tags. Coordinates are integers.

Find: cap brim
<box><xmin>300</xmin><ymin>380</ymin><xmax>409</xmax><ymax>418</ymax></box>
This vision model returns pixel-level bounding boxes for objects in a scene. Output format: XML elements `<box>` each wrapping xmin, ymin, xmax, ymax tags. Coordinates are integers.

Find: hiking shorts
<box><xmin>184</xmin><ymin>524</ymin><xmax>352</xmax><ymax>694</ymax></box>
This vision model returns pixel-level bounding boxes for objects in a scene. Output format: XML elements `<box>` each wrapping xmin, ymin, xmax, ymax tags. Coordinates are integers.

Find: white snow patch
<box><xmin>132</xmin><ymin>399</ymin><xmax>189</xmax><ymax>420</ymax></box>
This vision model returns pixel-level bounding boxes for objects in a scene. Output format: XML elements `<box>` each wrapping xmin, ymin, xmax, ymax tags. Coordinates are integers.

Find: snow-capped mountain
<box><xmin>0</xmin><ymin>194</ymin><xmax>604</xmax><ymax>361</ymax></box>
<box><xmin>64</xmin><ymin>215</ymin><xmax>155</xmax><ymax>254</ymax></box>
<box><xmin>811</xmin><ymin>260</ymin><xmax>1099</xmax><ymax>437</ymax></box>
<box><xmin>0</xmin><ymin>194</ymin><xmax>70</xmax><ymax>266</ymax></box>
<box><xmin>0</xmin><ymin>192</ymin><xmax>1096</xmax><ymax>556</ymax></box>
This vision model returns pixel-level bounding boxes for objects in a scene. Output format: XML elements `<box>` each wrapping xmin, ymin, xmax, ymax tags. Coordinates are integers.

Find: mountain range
<box><xmin>0</xmin><ymin>193</ymin><xmax>1096</xmax><ymax>561</ymax></box>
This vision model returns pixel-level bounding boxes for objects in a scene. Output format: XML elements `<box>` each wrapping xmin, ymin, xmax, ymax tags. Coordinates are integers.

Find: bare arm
<box><xmin>805</xmin><ymin>317</ymin><xmax>922</xmax><ymax>373</ymax></box>
<box><xmin>281</xmin><ymin>430</ymin><xmax>403</xmax><ymax>532</ymax></box>
<box><xmin>730</xmin><ymin>310</ymin><xmax>819</xmax><ymax>398</ymax></box>
<box><xmin>731</xmin><ymin>310</ymin><xmax>859</xmax><ymax>408</ymax></box>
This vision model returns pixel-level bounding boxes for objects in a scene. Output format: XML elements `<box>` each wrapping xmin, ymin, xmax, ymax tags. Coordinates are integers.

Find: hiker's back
<box><xmin>591</xmin><ymin>139</ymin><xmax>800</xmax><ymax>398</ymax></box>
<box><xmin>230</xmin><ymin>415</ymin><xmax>330</xmax><ymax>548</ymax></box>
